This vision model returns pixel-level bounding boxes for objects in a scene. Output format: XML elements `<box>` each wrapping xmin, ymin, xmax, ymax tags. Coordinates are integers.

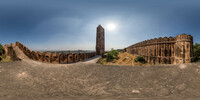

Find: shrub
<box><xmin>121</xmin><ymin>49</ymin><xmax>126</xmax><ymax>52</ymax></box>
<box><xmin>106</xmin><ymin>53</ymin><xmax>114</xmax><ymax>62</ymax></box>
<box><xmin>0</xmin><ymin>44</ymin><xmax>4</xmax><ymax>56</ymax></box>
<box><xmin>2</xmin><ymin>54</ymin><xmax>6</xmax><ymax>59</ymax></box>
<box><xmin>106</xmin><ymin>48</ymin><xmax>119</xmax><ymax>62</ymax></box>
<box><xmin>134</xmin><ymin>56</ymin><xmax>146</xmax><ymax>64</ymax></box>
<box><xmin>193</xmin><ymin>43</ymin><xmax>200</xmax><ymax>62</ymax></box>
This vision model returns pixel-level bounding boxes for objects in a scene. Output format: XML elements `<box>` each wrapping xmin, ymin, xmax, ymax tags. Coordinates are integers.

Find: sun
<box><xmin>107</xmin><ymin>23</ymin><xmax>116</xmax><ymax>31</ymax></box>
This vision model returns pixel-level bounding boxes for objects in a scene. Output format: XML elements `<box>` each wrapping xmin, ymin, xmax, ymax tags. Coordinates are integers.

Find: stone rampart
<box><xmin>16</xmin><ymin>42</ymin><xmax>96</xmax><ymax>64</ymax></box>
<box><xmin>126</xmin><ymin>33</ymin><xmax>193</xmax><ymax>64</ymax></box>
<box><xmin>4</xmin><ymin>43</ymin><xmax>21</xmax><ymax>61</ymax></box>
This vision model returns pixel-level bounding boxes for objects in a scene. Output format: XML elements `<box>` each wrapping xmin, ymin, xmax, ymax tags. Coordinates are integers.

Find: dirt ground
<box><xmin>0</xmin><ymin>56</ymin><xmax>200</xmax><ymax>100</ymax></box>
<box><xmin>100</xmin><ymin>52</ymin><xmax>146</xmax><ymax>66</ymax></box>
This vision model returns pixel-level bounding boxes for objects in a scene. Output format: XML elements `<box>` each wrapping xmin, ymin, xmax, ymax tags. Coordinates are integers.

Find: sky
<box><xmin>0</xmin><ymin>0</ymin><xmax>200</xmax><ymax>51</ymax></box>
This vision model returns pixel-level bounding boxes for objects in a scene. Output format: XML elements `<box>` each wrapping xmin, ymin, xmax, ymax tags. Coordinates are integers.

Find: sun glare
<box><xmin>107</xmin><ymin>23</ymin><xmax>116</xmax><ymax>31</ymax></box>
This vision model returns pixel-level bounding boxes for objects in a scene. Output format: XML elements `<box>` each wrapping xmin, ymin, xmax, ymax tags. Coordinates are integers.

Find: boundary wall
<box><xmin>6</xmin><ymin>42</ymin><xmax>96</xmax><ymax>64</ymax></box>
<box><xmin>3</xmin><ymin>43</ymin><xmax>20</xmax><ymax>61</ymax></box>
<box><xmin>126</xmin><ymin>33</ymin><xmax>193</xmax><ymax>64</ymax></box>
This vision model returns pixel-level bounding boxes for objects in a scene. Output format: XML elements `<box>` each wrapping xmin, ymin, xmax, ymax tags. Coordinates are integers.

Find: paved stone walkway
<box><xmin>0</xmin><ymin>47</ymin><xmax>200</xmax><ymax>100</ymax></box>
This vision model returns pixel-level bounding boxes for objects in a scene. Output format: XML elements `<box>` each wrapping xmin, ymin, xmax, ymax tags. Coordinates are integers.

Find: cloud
<box><xmin>0</xmin><ymin>0</ymin><xmax>200</xmax><ymax>50</ymax></box>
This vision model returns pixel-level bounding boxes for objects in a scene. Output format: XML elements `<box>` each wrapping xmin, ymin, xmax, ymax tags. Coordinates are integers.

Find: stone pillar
<box><xmin>170</xmin><ymin>43</ymin><xmax>174</xmax><ymax>64</ymax></box>
<box><xmin>185</xmin><ymin>34</ymin><xmax>193</xmax><ymax>63</ymax></box>
<box><xmin>96</xmin><ymin>25</ymin><xmax>105</xmax><ymax>55</ymax></box>
<box><xmin>160</xmin><ymin>38</ymin><xmax>164</xmax><ymax>63</ymax></box>
<box><xmin>164</xmin><ymin>37</ymin><xmax>169</xmax><ymax>64</ymax></box>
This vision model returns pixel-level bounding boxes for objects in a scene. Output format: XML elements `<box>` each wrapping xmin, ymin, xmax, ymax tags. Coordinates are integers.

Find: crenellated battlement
<box><xmin>5</xmin><ymin>42</ymin><xmax>96</xmax><ymax>64</ymax></box>
<box><xmin>175</xmin><ymin>33</ymin><xmax>193</xmax><ymax>42</ymax></box>
<box><xmin>126</xmin><ymin>33</ymin><xmax>193</xmax><ymax>64</ymax></box>
<box><xmin>130</xmin><ymin>36</ymin><xmax>177</xmax><ymax>48</ymax></box>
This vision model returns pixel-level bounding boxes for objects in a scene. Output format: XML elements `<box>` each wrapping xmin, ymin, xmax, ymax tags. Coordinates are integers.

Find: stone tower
<box><xmin>96</xmin><ymin>25</ymin><xmax>105</xmax><ymax>55</ymax></box>
<box><xmin>174</xmin><ymin>33</ymin><xmax>193</xmax><ymax>64</ymax></box>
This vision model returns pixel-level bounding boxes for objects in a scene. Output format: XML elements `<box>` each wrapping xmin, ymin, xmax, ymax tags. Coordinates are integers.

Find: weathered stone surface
<box><xmin>36</xmin><ymin>52</ymin><xmax>43</xmax><ymax>62</ymax></box>
<box><xmin>84</xmin><ymin>53</ymin><xmax>88</xmax><ymax>60</ymax></box>
<box><xmin>10</xmin><ymin>43</ymin><xmax>15</xmax><ymax>47</ymax></box>
<box><xmin>87</xmin><ymin>52</ymin><xmax>95</xmax><ymax>58</ymax></box>
<box><xmin>6</xmin><ymin>46</ymin><xmax>21</xmax><ymax>61</ymax></box>
<box><xmin>30</xmin><ymin>51</ymin><xmax>37</xmax><ymax>60</ymax></box>
<box><xmin>126</xmin><ymin>33</ymin><xmax>193</xmax><ymax>64</ymax></box>
<box><xmin>74</xmin><ymin>53</ymin><xmax>80</xmax><ymax>62</ymax></box>
<box><xmin>51</xmin><ymin>52</ymin><xmax>59</xmax><ymax>64</ymax></box>
<box><xmin>23</xmin><ymin>46</ymin><xmax>28</xmax><ymax>55</ymax></box>
<box><xmin>67</xmin><ymin>54</ymin><xmax>74</xmax><ymax>63</ymax></box>
<box><xmin>82</xmin><ymin>53</ymin><xmax>87</xmax><ymax>60</ymax></box>
<box><xmin>13</xmin><ymin>42</ymin><xmax>101</xmax><ymax>64</ymax></box>
<box><xmin>59</xmin><ymin>53</ymin><xmax>68</xmax><ymax>64</ymax></box>
<box><xmin>96</xmin><ymin>25</ymin><xmax>105</xmax><ymax>55</ymax></box>
<box><xmin>16</xmin><ymin>42</ymin><xmax>20</xmax><ymax>46</ymax></box>
<box><xmin>43</xmin><ymin>52</ymin><xmax>51</xmax><ymax>63</ymax></box>
<box><xmin>79</xmin><ymin>53</ymin><xmax>84</xmax><ymax>61</ymax></box>
<box><xmin>26</xmin><ymin>49</ymin><xmax>31</xmax><ymax>58</ymax></box>
<box><xmin>19</xmin><ymin>44</ymin><xmax>24</xmax><ymax>50</ymax></box>
<box><xmin>3</xmin><ymin>44</ymin><xmax>10</xmax><ymax>55</ymax></box>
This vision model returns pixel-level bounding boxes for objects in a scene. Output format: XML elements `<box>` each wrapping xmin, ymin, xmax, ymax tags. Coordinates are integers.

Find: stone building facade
<box><xmin>96</xmin><ymin>25</ymin><xmax>105</xmax><ymax>55</ymax></box>
<box><xmin>126</xmin><ymin>33</ymin><xmax>193</xmax><ymax>64</ymax></box>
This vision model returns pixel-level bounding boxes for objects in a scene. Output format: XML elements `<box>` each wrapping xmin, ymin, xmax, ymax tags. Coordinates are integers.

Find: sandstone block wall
<box><xmin>59</xmin><ymin>53</ymin><xmax>68</xmax><ymax>64</ymax></box>
<box><xmin>3</xmin><ymin>44</ymin><xmax>9</xmax><ymax>55</ymax></box>
<box><xmin>51</xmin><ymin>52</ymin><xmax>59</xmax><ymax>64</ymax></box>
<box><xmin>126</xmin><ymin>33</ymin><xmax>193</xmax><ymax>64</ymax></box>
<box><xmin>96</xmin><ymin>25</ymin><xmax>105</xmax><ymax>55</ymax></box>
<box><xmin>67</xmin><ymin>53</ymin><xmax>74</xmax><ymax>63</ymax></box>
<box><xmin>36</xmin><ymin>52</ymin><xmax>43</xmax><ymax>62</ymax></box>
<box><xmin>43</xmin><ymin>52</ymin><xmax>51</xmax><ymax>63</ymax></box>
<box><xmin>4</xmin><ymin>43</ymin><xmax>20</xmax><ymax>61</ymax></box>
<box><xmin>16</xmin><ymin>42</ymin><xmax>96</xmax><ymax>64</ymax></box>
<box><xmin>74</xmin><ymin>53</ymin><xmax>80</xmax><ymax>62</ymax></box>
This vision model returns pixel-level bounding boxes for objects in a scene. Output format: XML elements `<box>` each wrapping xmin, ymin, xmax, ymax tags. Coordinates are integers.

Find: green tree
<box><xmin>106</xmin><ymin>48</ymin><xmax>119</xmax><ymax>62</ymax></box>
<box><xmin>0</xmin><ymin>44</ymin><xmax>5</xmax><ymax>56</ymax></box>
<box><xmin>193</xmin><ymin>43</ymin><xmax>200</xmax><ymax>62</ymax></box>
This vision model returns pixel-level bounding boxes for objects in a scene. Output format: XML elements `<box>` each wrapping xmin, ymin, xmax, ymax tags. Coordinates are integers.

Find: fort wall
<box><xmin>13</xmin><ymin>42</ymin><xmax>96</xmax><ymax>64</ymax></box>
<box><xmin>3</xmin><ymin>43</ymin><xmax>21</xmax><ymax>61</ymax></box>
<box><xmin>126</xmin><ymin>33</ymin><xmax>193</xmax><ymax>64</ymax></box>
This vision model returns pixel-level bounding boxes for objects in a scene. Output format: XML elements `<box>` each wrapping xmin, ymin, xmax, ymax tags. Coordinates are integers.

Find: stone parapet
<box><xmin>15</xmin><ymin>42</ymin><xmax>96</xmax><ymax>64</ymax></box>
<box><xmin>126</xmin><ymin>33</ymin><xmax>193</xmax><ymax>64</ymax></box>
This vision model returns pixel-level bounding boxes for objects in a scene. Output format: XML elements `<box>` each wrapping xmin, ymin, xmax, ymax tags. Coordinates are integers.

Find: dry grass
<box><xmin>0</xmin><ymin>55</ymin><xmax>12</xmax><ymax>62</ymax></box>
<box><xmin>100</xmin><ymin>52</ymin><xmax>148</xmax><ymax>66</ymax></box>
